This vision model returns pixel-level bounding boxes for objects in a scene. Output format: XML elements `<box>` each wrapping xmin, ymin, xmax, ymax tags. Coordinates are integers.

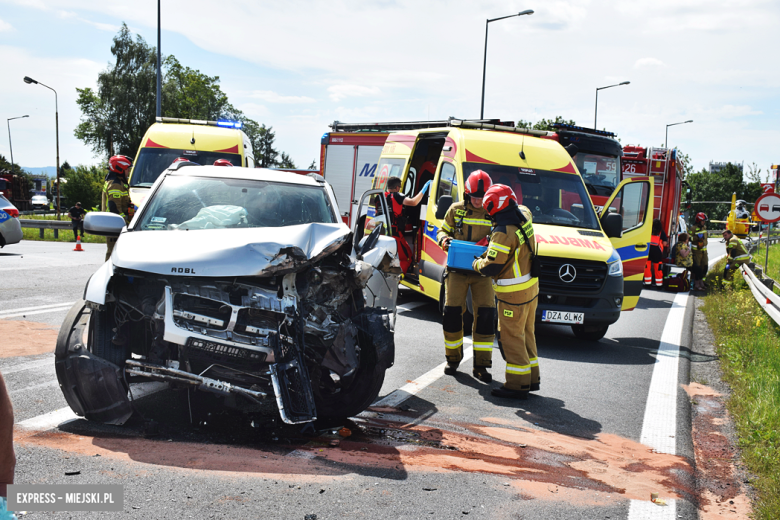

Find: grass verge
<box><xmin>21</xmin><ymin>228</ymin><xmax>106</xmax><ymax>244</ymax></box>
<box><xmin>701</xmin><ymin>257</ymin><xmax>780</xmax><ymax>520</ymax></box>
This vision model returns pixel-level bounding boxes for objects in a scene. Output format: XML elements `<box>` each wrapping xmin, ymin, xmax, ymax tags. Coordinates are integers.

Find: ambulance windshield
<box><xmin>573</xmin><ymin>153</ymin><xmax>619</xmax><ymax>197</ymax></box>
<box><xmin>463</xmin><ymin>163</ymin><xmax>601</xmax><ymax>230</ymax></box>
<box><xmin>131</xmin><ymin>149</ymin><xmax>242</xmax><ymax>187</ymax></box>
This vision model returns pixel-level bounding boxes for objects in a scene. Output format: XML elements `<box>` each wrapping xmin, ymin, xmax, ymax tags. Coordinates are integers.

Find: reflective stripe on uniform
<box><xmin>733</xmin><ymin>254</ymin><xmax>750</xmax><ymax>261</ymax></box>
<box><xmin>463</xmin><ymin>218</ymin><xmax>491</xmax><ymax>226</ymax></box>
<box><xmin>506</xmin><ymin>363</ymin><xmax>531</xmax><ymax>375</ymax></box>
<box><xmin>442</xmin><ymin>222</ymin><xmax>453</xmax><ymax>232</ymax></box>
<box><xmin>529</xmin><ymin>357</ymin><xmax>538</xmax><ymax>367</ymax></box>
<box><xmin>493</xmin><ymin>277</ymin><xmax>538</xmax><ymax>293</ymax></box>
<box><xmin>445</xmin><ymin>339</ymin><xmax>463</xmax><ymax>350</ymax></box>
<box><xmin>473</xmin><ymin>341</ymin><xmax>493</xmax><ymax>351</ymax></box>
<box><xmin>489</xmin><ymin>243</ymin><xmax>511</xmax><ymax>254</ymax></box>
<box><xmin>495</xmin><ymin>273</ymin><xmax>532</xmax><ymax>286</ymax></box>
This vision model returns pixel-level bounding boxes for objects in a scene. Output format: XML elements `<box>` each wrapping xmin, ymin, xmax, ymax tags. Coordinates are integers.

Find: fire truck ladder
<box><xmin>646</xmin><ymin>147</ymin><xmax>669</xmax><ymax>220</ymax></box>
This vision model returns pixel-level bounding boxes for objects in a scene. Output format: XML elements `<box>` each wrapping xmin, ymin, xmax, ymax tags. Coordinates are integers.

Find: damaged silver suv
<box><xmin>55</xmin><ymin>162</ymin><xmax>400</xmax><ymax>426</ymax></box>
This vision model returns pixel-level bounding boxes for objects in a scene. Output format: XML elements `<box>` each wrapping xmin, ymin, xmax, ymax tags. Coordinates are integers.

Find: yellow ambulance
<box><xmin>128</xmin><ymin>117</ymin><xmax>254</xmax><ymax>207</ymax></box>
<box><xmin>370</xmin><ymin>119</ymin><xmax>653</xmax><ymax>341</ymax></box>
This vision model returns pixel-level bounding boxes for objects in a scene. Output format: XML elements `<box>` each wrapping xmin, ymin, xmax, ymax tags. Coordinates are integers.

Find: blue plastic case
<box><xmin>446</xmin><ymin>240</ymin><xmax>488</xmax><ymax>272</ymax></box>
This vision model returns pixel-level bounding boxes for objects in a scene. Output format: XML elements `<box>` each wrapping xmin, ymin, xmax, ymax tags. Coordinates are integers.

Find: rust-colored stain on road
<box><xmin>15</xmin><ymin>407</ymin><xmax>695</xmax><ymax>505</ymax></box>
<box><xmin>0</xmin><ymin>320</ymin><xmax>57</xmax><ymax>358</ymax></box>
<box><xmin>684</xmin><ymin>382</ymin><xmax>751</xmax><ymax>519</ymax></box>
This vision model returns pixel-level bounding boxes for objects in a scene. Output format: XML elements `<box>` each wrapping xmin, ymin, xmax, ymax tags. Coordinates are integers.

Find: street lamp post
<box><xmin>480</xmin><ymin>9</ymin><xmax>534</xmax><ymax>120</ymax></box>
<box><xmin>24</xmin><ymin>76</ymin><xmax>60</xmax><ymax>219</ymax></box>
<box><xmin>594</xmin><ymin>81</ymin><xmax>630</xmax><ymax>129</ymax></box>
<box><xmin>665</xmin><ymin>119</ymin><xmax>693</xmax><ymax>148</ymax></box>
<box><xmin>7</xmin><ymin>115</ymin><xmax>29</xmax><ymax>168</ymax></box>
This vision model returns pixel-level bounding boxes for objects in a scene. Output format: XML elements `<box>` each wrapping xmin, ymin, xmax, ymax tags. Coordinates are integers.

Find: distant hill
<box><xmin>21</xmin><ymin>166</ymin><xmax>56</xmax><ymax>177</ymax></box>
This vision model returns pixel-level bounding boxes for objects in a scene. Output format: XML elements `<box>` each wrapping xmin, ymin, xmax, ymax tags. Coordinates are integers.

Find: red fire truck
<box><xmin>0</xmin><ymin>171</ymin><xmax>32</xmax><ymax>211</ymax></box>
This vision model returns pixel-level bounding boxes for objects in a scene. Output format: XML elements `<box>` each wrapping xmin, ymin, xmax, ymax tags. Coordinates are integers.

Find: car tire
<box><xmin>90</xmin><ymin>305</ymin><xmax>130</xmax><ymax>367</ymax></box>
<box><xmin>312</xmin><ymin>354</ymin><xmax>387</xmax><ymax>423</ymax></box>
<box><xmin>571</xmin><ymin>324</ymin><xmax>609</xmax><ymax>341</ymax></box>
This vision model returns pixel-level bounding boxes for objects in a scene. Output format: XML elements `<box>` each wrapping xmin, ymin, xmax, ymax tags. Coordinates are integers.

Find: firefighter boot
<box><xmin>472</xmin><ymin>367</ymin><xmax>492</xmax><ymax>383</ymax></box>
<box><xmin>444</xmin><ymin>362</ymin><xmax>459</xmax><ymax>376</ymax></box>
<box><xmin>491</xmin><ymin>386</ymin><xmax>528</xmax><ymax>400</ymax></box>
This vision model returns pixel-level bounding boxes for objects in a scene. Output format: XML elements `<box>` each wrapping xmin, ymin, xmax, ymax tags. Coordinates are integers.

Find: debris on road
<box><xmin>338</xmin><ymin>427</ymin><xmax>351</xmax><ymax>438</ymax></box>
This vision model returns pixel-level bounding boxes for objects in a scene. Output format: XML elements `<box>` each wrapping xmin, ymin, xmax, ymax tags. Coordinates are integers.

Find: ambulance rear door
<box><xmin>600</xmin><ymin>176</ymin><xmax>654</xmax><ymax>311</ymax></box>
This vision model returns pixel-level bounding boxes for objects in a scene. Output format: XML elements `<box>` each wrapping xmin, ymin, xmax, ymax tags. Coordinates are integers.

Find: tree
<box><xmin>307</xmin><ymin>160</ymin><xmax>318</xmax><ymax>170</ymax></box>
<box><xmin>687</xmin><ymin>162</ymin><xmax>762</xmax><ymax>221</ymax></box>
<box><xmin>162</xmin><ymin>56</ymin><xmax>243</xmax><ymax>121</ymax></box>
<box><xmin>242</xmin><ymin>122</ymin><xmax>279</xmax><ymax>167</ymax></box>
<box><xmin>516</xmin><ymin>116</ymin><xmax>577</xmax><ymax>131</ymax></box>
<box><xmin>278</xmin><ymin>152</ymin><xmax>296</xmax><ymax>169</ymax></box>
<box><xmin>61</xmin><ymin>164</ymin><xmax>105</xmax><ymax>211</ymax></box>
<box><xmin>746</xmin><ymin>162</ymin><xmax>765</xmax><ymax>184</ymax></box>
<box><xmin>75</xmin><ymin>23</ymin><xmax>157</xmax><ymax>158</ymax></box>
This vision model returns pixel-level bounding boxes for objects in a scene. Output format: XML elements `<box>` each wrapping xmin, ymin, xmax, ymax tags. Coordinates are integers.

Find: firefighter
<box><xmin>644</xmin><ymin>219</ymin><xmax>666</xmax><ymax>287</ymax></box>
<box><xmin>474</xmin><ymin>184</ymin><xmax>539</xmax><ymax>400</ymax></box>
<box><xmin>436</xmin><ymin>170</ymin><xmax>495</xmax><ymax>382</ymax></box>
<box><xmin>722</xmin><ymin>229</ymin><xmax>751</xmax><ymax>282</ymax></box>
<box><xmin>102</xmin><ymin>155</ymin><xmax>133</xmax><ymax>261</ymax></box>
<box><xmin>690</xmin><ymin>212</ymin><xmax>708</xmax><ymax>291</ymax></box>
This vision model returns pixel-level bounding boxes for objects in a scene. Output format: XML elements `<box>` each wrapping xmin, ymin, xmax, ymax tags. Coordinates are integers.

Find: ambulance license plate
<box><xmin>541</xmin><ymin>310</ymin><xmax>584</xmax><ymax>324</ymax></box>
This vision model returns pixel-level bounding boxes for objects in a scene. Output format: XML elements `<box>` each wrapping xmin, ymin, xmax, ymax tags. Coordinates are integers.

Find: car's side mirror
<box><xmin>601</xmin><ymin>212</ymin><xmax>623</xmax><ymax>238</ymax></box>
<box><xmin>84</xmin><ymin>212</ymin><xmax>126</xmax><ymax>237</ymax></box>
<box><xmin>435</xmin><ymin>195</ymin><xmax>453</xmax><ymax>220</ymax></box>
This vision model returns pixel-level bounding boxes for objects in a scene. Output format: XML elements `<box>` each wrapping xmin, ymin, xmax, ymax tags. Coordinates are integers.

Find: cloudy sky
<box><xmin>1</xmin><ymin>0</ymin><xmax>778</xmax><ymax>176</ymax></box>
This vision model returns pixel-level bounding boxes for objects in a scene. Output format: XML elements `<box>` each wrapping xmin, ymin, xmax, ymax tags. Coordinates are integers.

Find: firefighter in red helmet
<box><xmin>436</xmin><ymin>170</ymin><xmax>495</xmax><ymax>382</ymax></box>
<box><xmin>690</xmin><ymin>212</ymin><xmax>708</xmax><ymax>290</ymax></box>
<box><xmin>213</xmin><ymin>159</ymin><xmax>234</xmax><ymax>166</ymax></box>
<box><xmin>102</xmin><ymin>155</ymin><xmax>133</xmax><ymax>261</ymax></box>
<box><xmin>473</xmin><ymin>184</ymin><xmax>539</xmax><ymax>400</ymax></box>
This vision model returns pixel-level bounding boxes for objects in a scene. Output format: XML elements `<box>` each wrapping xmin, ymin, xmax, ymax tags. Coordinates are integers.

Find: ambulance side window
<box><xmin>610</xmin><ymin>181</ymin><xmax>650</xmax><ymax>232</ymax></box>
<box><xmin>436</xmin><ymin>163</ymin><xmax>459</xmax><ymax>204</ymax></box>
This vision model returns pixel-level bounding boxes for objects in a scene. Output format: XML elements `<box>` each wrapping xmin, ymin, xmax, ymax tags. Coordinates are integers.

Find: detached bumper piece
<box><xmin>270</xmin><ymin>326</ymin><xmax>317</xmax><ymax>425</ymax></box>
<box><xmin>124</xmin><ymin>360</ymin><xmax>267</xmax><ymax>402</ymax></box>
<box><xmin>55</xmin><ymin>349</ymin><xmax>134</xmax><ymax>425</ymax></box>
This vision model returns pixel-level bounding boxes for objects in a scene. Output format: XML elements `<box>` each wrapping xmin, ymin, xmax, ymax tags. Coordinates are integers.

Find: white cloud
<box><xmin>634</xmin><ymin>57</ymin><xmax>666</xmax><ymax>69</ymax></box>
<box><xmin>249</xmin><ymin>90</ymin><xmax>315</xmax><ymax>104</ymax></box>
<box><xmin>327</xmin><ymin>85</ymin><xmax>381</xmax><ymax>102</ymax></box>
<box><xmin>79</xmin><ymin>18</ymin><xmax>120</xmax><ymax>32</ymax></box>
<box><xmin>0</xmin><ymin>18</ymin><xmax>13</xmax><ymax>31</ymax></box>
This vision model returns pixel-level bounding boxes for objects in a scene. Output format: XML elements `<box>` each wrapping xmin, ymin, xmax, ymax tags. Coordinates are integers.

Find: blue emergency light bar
<box><xmin>217</xmin><ymin>120</ymin><xmax>243</xmax><ymax>129</ymax></box>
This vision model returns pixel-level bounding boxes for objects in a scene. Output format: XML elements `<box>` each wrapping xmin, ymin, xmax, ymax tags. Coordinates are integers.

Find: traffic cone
<box><xmin>73</xmin><ymin>235</ymin><xmax>84</xmax><ymax>252</ymax></box>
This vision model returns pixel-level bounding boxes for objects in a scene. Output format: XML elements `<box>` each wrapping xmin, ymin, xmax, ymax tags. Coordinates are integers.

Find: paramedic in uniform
<box><xmin>436</xmin><ymin>170</ymin><xmax>496</xmax><ymax>382</ymax></box>
<box><xmin>690</xmin><ymin>212</ymin><xmax>709</xmax><ymax>291</ymax></box>
<box><xmin>473</xmin><ymin>184</ymin><xmax>539</xmax><ymax>400</ymax></box>
<box><xmin>722</xmin><ymin>229</ymin><xmax>751</xmax><ymax>282</ymax></box>
<box><xmin>102</xmin><ymin>155</ymin><xmax>133</xmax><ymax>261</ymax></box>
<box><xmin>380</xmin><ymin>176</ymin><xmax>430</xmax><ymax>273</ymax></box>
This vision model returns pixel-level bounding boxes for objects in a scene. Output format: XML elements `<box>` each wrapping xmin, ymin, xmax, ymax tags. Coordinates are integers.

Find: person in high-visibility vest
<box><xmin>722</xmin><ymin>229</ymin><xmax>751</xmax><ymax>282</ymax></box>
<box><xmin>102</xmin><ymin>155</ymin><xmax>133</xmax><ymax>261</ymax></box>
<box><xmin>644</xmin><ymin>219</ymin><xmax>667</xmax><ymax>287</ymax></box>
<box><xmin>473</xmin><ymin>184</ymin><xmax>539</xmax><ymax>400</ymax></box>
<box><xmin>378</xmin><ymin>176</ymin><xmax>430</xmax><ymax>273</ymax></box>
<box><xmin>437</xmin><ymin>170</ymin><xmax>495</xmax><ymax>382</ymax></box>
<box><xmin>690</xmin><ymin>212</ymin><xmax>709</xmax><ymax>291</ymax></box>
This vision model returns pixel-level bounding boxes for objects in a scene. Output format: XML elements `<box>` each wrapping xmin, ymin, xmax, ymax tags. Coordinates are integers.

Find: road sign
<box><xmin>761</xmin><ymin>183</ymin><xmax>775</xmax><ymax>193</ymax></box>
<box><xmin>754</xmin><ymin>192</ymin><xmax>780</xmax><ymax>223</ymax></box>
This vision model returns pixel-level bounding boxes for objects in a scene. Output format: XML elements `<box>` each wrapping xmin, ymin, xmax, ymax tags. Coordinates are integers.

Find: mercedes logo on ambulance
<box><xmin>558</xmin><ymin>264</ymin><xmax>577</xmax><ymax>283</ymax></box>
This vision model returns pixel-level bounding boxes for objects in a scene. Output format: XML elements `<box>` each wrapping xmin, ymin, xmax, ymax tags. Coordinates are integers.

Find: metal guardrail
<box><xmin>19</xmin><ymin>218</ymin><xmax>73</xmax><ymax>239</ymax></box>
<box><xmin>741</xmin><ymin>264</ymin><xmax>780</xmax><ymax>326</ymax></box>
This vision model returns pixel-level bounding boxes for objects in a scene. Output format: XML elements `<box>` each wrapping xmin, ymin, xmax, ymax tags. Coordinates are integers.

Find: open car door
<box><xmin>600</xmin><ymin>177</ymin><xmax>654</xmax><ymax>311</ymax></box>
<box><xmin>353</xmin><ymin>189</ymin><xmax>401</xmax><ymax>313</ymax></box>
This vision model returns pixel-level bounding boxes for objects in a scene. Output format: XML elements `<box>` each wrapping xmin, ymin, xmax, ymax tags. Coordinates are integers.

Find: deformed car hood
<box><xmin>112</xmin><ymin>223</ymin><xmax>352</xmax><ymax>277</ymax></box>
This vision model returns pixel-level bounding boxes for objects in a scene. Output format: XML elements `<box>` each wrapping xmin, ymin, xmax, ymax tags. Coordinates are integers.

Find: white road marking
<box><xmin>372</xmin><ymin>338</ymin><xmax>475</xmax><ymax>409</ymax></box>
<box><xmin>0</xmin><ymin>306</ymin><xmax>74</xmax><ymax>319</ymax></box>
<box><xmin>0</xmin><ymin>358</ymin><xmax>53</xmax><ymax>376</ymax></box>
<box><xmin>708</xmin><ymin>254</ymin><xmax>726</xmax><ymax>269</ymax></box>
<box><xmin>396</xmin><ymin>301</ymin><xmax>429</xmax><ymax>313</ymax></box>
<box><xmin>0</xmin><ymin>302</ymin><xmax>77</xmax><ymax>316</ymax></box>
<box><xmin>628</xmin><ymin>290</ymin><xmax>689</xmax><ymax>518</ymax></box>
<box><xmin>16</xmin><ymin>381</ymin><xmax>168</xmax><ymax>431</ymax></box>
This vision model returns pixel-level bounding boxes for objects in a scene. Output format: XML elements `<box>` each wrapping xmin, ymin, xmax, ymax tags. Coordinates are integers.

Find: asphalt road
<box><xmin>0</xmin><ymin>239</ymin><xmax>729</xmax><ymax>519</ymax></box>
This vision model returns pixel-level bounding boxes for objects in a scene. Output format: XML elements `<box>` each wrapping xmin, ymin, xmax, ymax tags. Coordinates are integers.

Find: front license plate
<box><xmin>541</xmin><ymin>310</ymin><xmax>584</xmax><ymax>324</ymax></box>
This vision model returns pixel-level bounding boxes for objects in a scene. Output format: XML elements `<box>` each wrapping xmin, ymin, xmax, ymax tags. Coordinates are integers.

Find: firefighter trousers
<box><xmin>443</xmin><ymin>271</ymin><xmax>496</xmax><ymax>368</ymax></box>
<box><xmin>496</xmin><ymin>296</ymin><xmax>539</xmax><ymax>392</ymax></box>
